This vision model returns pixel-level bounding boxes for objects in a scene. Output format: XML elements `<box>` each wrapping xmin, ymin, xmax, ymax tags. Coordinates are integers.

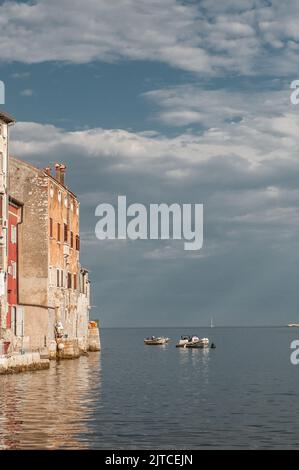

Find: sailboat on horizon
<box><xmin>210</xmin><ymin>317</ymin><xmax>214</xmax><ymax>328</ymax></box>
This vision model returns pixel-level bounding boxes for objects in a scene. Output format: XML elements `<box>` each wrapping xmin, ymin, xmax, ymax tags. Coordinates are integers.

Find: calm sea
<box><xmin>1</xmin><ymin>327</ymin><xmax>299</xmax><ymax>449</ymax></box>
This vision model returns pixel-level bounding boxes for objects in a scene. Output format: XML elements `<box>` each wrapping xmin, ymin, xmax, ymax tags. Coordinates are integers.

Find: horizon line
<box><xmin>99</xmin><ymin>325</ymin><xmax>290</xmax><ymax>329</ymax></box>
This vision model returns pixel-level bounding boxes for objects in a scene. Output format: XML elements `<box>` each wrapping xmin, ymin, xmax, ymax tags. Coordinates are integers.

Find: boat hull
<box><xmin>176</xmin><ymin>339</ymin><xmax>209</xmax><ymax>348</ymax></box>
<box><xmin>144</xmin><ymin>337</ymin><xmax>169</xmax><ymax>345</ymax></box>
<box><xmin>185</xmin><ymin>341</ymin><xmax>209</xmax><ymax>348</ymax></box>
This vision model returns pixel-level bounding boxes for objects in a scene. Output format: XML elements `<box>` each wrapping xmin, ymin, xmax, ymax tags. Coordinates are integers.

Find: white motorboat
<box><xmin>144</xmin><ymin>336</ymin><xmax>169</xmax><ymax>345</ymax></box>
<box><xmin>176</xmin><ymin>335</ymin><xmax>209</xmax><ymax>348</ymax></box>
<box><xmin>288</xmin><ymin>323</ymin><xmax>299</xmax><ymax>327</ymax></box>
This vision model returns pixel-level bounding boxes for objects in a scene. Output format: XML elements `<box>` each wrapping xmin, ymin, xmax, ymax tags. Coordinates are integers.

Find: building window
<box><xmin>57</xmin><ymin>223</ymin><xmax>61</xmax><ymax>242</ymax></box>
<box><xmin>12</xmin><ymin>306</ymin><xmax>17</xmax><ymax>335</ymax></box>
<box><xmin>64</xmin><ymin>224</ymin><xmax>68</xmax><ymax>243</ymax></box>
<box><xmin>50</xmin><ymin>185</ymin><xmax>54</xmax><ymax>198</ymax></box>
<box><xmin>76</xmin><ymin>235</ymin><xmax>80</xmax><ymax>251</ymax></box>
<box><xmin>14</xmin><ymin>307</ymin><xmax>24</xmax><ymax>337</ymax></box>
<box><xmin>67</xmin><ymin>272</ymin><xmax>72</xmax><ymax>289</ymax></box>
<box><xmin>61</xmin><ymin>269</ymin><xmax>64</xmax><ymax>287</ymax></box>
<box><xmin>49</xmin><ymin>218</ymin><xmax>53</xmax><ymax>238</ymax></box>
<box><xmin>74</xmin><ymin>274</ymin><xmax>77</xmax><ymax>290</ymax></box>
<box><xmin>11</xmin><ymin>225</ymin><xmax>17</xmax><ymax>244</ymax></box>
<box><xmin>12</xmin><ymin>261</ymin><xmax>17</xmax><ymax>280</ymax></box>
<box><xmin>57</xmin><ymin>268</ymin><xmax>60</xmax><ymax>287</ymax></box>
<box><xmin>58</xmin><ymin>191</ymin><xmax>62</xmax><ymax>203</ymax></box>
<box><xmin>80</xmin><ymin>272</ymin><xmax>86</xmax><ymax>294</ymax></box>
<box><xmin>70</xmin><ymin>231</ymin><xmax>74</xmax><ymax>248</ymax></box>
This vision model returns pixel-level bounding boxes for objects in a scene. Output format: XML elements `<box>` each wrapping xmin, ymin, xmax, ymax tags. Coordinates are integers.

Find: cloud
<box><xmin>10</xmin><ymin>100</ymin><xmax>299</xmax><ymax>244</ymax></box>
<box><xmin>143</xmin><ymin>85</ymin><xmax>290</xmax><ymax>127</ymax></box>
<box><xmin>20</xmin><ymin>88</ymin><xmax>34</xmax><ymax>96</ymax></box>
<box><xmin>0</xmin><ymin>0</ymin><xmax>298</xmax><ymax>76</ymax></box>
<box><xmin>11</xmin><ymin>71</ymin><xmax>30</xmax><ymax>79</ymax></box>
<box><xmin>0</xmin><ymin>0</ymin><xmax>215</xmax><ymax>72</ymax></box>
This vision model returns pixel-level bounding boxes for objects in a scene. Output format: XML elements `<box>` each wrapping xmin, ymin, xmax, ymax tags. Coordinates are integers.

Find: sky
<box><xmin>0</xmin><ymin>0</ymin><xmax>298</xmax><ymax>326</ymax></box>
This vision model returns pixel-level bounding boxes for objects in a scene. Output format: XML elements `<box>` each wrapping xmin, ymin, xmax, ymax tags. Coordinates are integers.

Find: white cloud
<box><xmin>11</xmin><ymin>71</ymin><xmax>30</xmax><ymax>79</ymax></box>
<box><xmin>158</xmin><ymin>110</ymin><xmax>204</xmax><ymax>126</ymax></box>
<box><xmin>10</xmin><ymin>99</ymin><xmax>299</xmax><ymax>252</ymax></box>
<box><xmin>20</xmin><ymin>88</ymin><xmax>34</xmax><ymax>96</ymax></box>
<box><xmin>0</xmin><ymin>0</ymin><xmax>215</xmax><ymax>72</ymax></box>
<box><xmin>144</xmin><ymin>85</ymin><xmax>290</xmax><ymax>127</ymax></box>
<box><xmin>0</xmin><ymin>0</ymin><xmax>298</xmax><ymax>75</ymax></box>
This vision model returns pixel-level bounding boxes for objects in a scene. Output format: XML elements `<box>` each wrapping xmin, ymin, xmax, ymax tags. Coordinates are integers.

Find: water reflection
<box><xmin>178</xmin><ymin>346</ymin><xmax>210</xmax><ymax>364</ymax></box>
<box><xmin>178</xmin><ymin>347</ymin><xmax>210</xmax><ymax>387</ymax></box>
<box><xmin>0</xmin><ymin>353</ymin><xmax>102</xmax><ymax>449</ymax></box>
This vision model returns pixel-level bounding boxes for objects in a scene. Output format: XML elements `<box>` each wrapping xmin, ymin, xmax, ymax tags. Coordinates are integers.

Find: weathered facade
<box><xmin>9</xmin><ymin>157</ymin><xmax>91</xmax><ymax>357</ymax></box>
<box><xmin>0</xmin><ymin>111</ymin><xmax>15</xmax><ymax>355</ymax></box>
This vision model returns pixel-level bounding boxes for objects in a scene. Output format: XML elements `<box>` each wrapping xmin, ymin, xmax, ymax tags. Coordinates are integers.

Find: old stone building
<box><xmin>0</xmin><ymin>111</ymin><xmax>15</xmax><ymax>355</ymax></box>
<box><xmin>9</xmin><ymin>157</ymin><xmax>91</xmax><ymax>357</ymax></box>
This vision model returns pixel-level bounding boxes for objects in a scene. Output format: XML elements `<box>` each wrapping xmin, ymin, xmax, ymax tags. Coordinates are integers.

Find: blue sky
<box><xmin>1</xmin><ymin>0</ymin><xmax>299</xmax><ymax>326</ymax></box>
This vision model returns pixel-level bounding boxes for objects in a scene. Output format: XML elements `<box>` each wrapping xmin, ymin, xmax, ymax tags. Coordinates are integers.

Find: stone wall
<box><xmin>9</xmin><ymin>158</ymin><xmax>49</xmax><ymax>307</ymax></box>
<box><xmin>88</xmin><ymin>326</ymin><xmax>101</xmax><ymax>352</ymax></box>
<box><xmin>23</xmin><ymin>305</ymin><xmax>48</xmax><ymax>351</ymax></box>
<box><xmin>0</xmin><ymin>351</ymin><xmax>50</xmax><ymax>374</ymax></box>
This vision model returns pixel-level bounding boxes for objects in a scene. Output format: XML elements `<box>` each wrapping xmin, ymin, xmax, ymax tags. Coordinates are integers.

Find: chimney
<box><xmin>55</xmin><ymin>163</ymin><xmax>61</xmax><ymax>182</ymax></box>
<box><xmin>60</xmin><ymin>164</ymin><xmax>66</xmax><ymax>186</ymax></box>
<box><xmin>44</xmin><ymin>166</ymin><xmax>51</xmax><ymax>176</ymax></box>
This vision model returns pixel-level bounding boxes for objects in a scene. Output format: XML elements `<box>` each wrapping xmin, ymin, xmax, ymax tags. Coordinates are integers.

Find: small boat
<box><xmin>144</xmin><ymin>336</ymin><xmax>169</xmax><ymax>345</ymax></box>
<box><xmin>288</xmin><ymin>323</ymin><xmax>299</xmax><ymax>327</ymax></box>
<box><xmin>176</xmin><ymin>335</ymin><xmax>209</xmax><ymax>348</ymax></box>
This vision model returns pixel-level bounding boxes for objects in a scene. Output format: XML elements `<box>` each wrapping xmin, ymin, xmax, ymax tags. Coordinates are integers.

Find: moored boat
<box><xmin>176</xmin><ymin>335</ymin><xmax>209</xmax><ymax>348</ymax></box>
<box><xmin>144</xmin><ymin>336</ymin><xmax>169</xmax><ymax>345</ymax></box>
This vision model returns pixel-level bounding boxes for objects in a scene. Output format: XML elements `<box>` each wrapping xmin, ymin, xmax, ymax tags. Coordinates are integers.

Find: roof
<box><xmin>10</xmin><ymin>155</ymin><xmax>78</xmax><ymax>200</ymax></box>
<box><xmin>0</xmin><ymin>110</ymin><xmax>15</xmax><ymax>124</ymax></box>
<box><xmin>10</xmin><ymin>155</ymin><xmax>40</xmax><ymax>173</ymax></box>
